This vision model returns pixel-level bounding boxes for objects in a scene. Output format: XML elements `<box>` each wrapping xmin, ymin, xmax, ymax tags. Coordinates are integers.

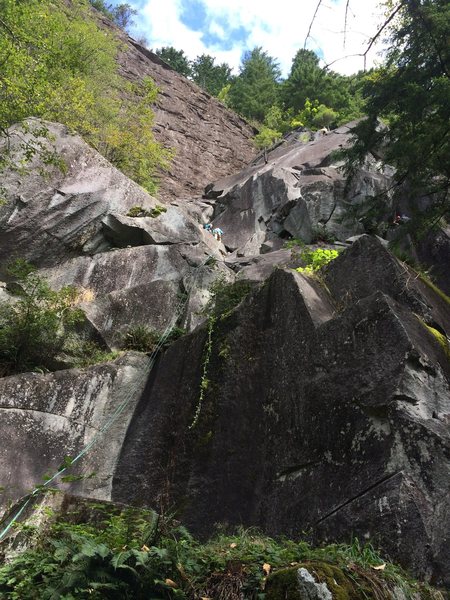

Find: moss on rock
<box><xmin>265</xmin><ymin>561</ymin><xmax>363</xmax><ymax>600</ymax></box>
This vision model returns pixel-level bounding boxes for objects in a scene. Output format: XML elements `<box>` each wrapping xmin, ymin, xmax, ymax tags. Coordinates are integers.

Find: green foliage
<box><xmin>189</xmin><ymin>315</ymin><xmax>215</xmax><ymax>430</ymax></box>
<box><xmin>206</xmin><ymin>278</ymin><xmax>253</xmax><ymax>320</ymax></box>
<box><xmin>0</xmin><ymin>1</ymin><xmax>172</xmax><ymax>194</ymax></box>
<box><xmin>62</xmin><ymin>336</ymin><xmax>120</xmax><ymax>368</ymax></box>
<box><xmin>296</xmin><ymin>248</ymin><xmax>339</xmax><ymax>275</ymax></box>
<box><xmin>191</xmin><ymin>54</ymin><xmax>232</xmax><ymax>96</ymax></box>
<box><xmin>0</xmin><ymin>514</ymin><xmax>442</xmax><ymax>600</ymax></box>
<box><xmin>217</xmin><ymin>83</ymin><xmax>231</xmax><ymax>106</ymax></box>
<box><xmin>228</xmin><ymin>47</ymin><xmax>281</xmax><ymax>122</ymax></box>
<box><xmin>93</xmin><ymin>78</ymin><xmax>174</xmax><ymax>196</ymax></box>
<box><xmin>127</xmin><ymin>205</ymin><xmax>152</xmax><ymax>217</ymax></box>
<box><xmin>254</xmin><ymin>105</ymin><xmax>291</xmax><ymax>150</ymax></box>
<box><xmin>281</xmin><ymin>49</ymin><xmax>364</xmax><ymax>126</ymax></box>
<box><xmin>344</xmin><ymin>0</ymin><xmax>450</xmax><ymax>237</ymax></box>
<box><xmin>122</xmin><ymin>325</ymin><xmax>186</xmax><ymax>354</ymax></box>
<box><xmin>254</xmin><ymin>126</ymin><xmax>282</xmax><ymax>150</ymax></box>
<box><xmin>0</xmin><ymin>260</ymin><xmax>84</xmax><ymax>376</ymax></box>
<box><xmin>122</xmin><ymin>326</ymin><xmax>160</xmax><ymax>353</ymax></box>
<box><xmin>420</xmin><ymin>321</ymin><xmax>450</xmax><ymax>362</ymax></box>
<box><xmin>281</xmin><ymin>49</ymin><xmax>324</xmax><ymax>114</ymax></box>
<box><xmin>150</xmin><ymin>204</ymin><xmax>168</xmax><ymax>217</ymax></box>
<box><xmin>311</xmin><ymin>104</ymin><xmax>338</xmax><ymax>129</ymax></box>
<box><xmin>89</xmin><ymin>1</ymin><xmax>137</xmax><ymax>30</ymax></box>
<box><xmin>155</xmin><ymin>46</ymin><xmax>193</xmax><ymax>77</ymax></box>
<box><xmin>283</xmin><ymin>238</ymin><xmax>305</xmax><ymax>249</ymax></box>
<box><xmin>290</xmin><ymin>99</ymin><xmax>337</xmax><ymax>130</ymax></box>
<box><xmin>127</xmin><ymin>204</ymin><xmax>167</xmax><ymax>218</ymax></box>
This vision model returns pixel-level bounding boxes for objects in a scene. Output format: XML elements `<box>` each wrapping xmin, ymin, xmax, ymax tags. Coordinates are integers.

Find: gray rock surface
<box><xmin>0</xmin><ymin>352</ymin><xmax>151</xmax><ymax>510</ymax></box>
<box><xmin>204</xmin><ymin>123</ymin><xmax>393</xmax><ymax>255</ymax></box>
<box><xmin>0</xmin><ymin>121</ymin><xmax>232</xmax><ymax>343</ymax></box>
<box><xmin>112</xmin><ymin>237</ymin><xmax>450</xmax><ymax>586</ymax></box>
<box><xmin>296</xmin><ymin>568</ymin><xmax>332</xmax><ymax>600</ymax></box>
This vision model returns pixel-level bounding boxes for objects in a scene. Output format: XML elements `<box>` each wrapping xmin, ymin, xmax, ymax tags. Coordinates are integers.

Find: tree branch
<box><xmin>343</xmin><ymin>0</ymin><xmax>350</xmax><ymax>49</ymax></box>
<box><xmin>304</xmin><ymin>0</ymin><xmax>322</xmax><ymax>50</ymax></box>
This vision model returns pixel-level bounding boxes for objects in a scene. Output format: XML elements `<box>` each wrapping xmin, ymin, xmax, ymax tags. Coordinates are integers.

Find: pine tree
<box><xmin>228</xmin><ymin>47</ymin><xmax>281</xmax><ymax>122</ymax></box>
<box><xmin>191</xmin><ymin>54</ymin><xmax>232</xmax><ymax>96</ymax></box>
<box><xmin>154</xmin><ymin>46</ymin><xmax>192</xmax><ymax>78</ymax></box>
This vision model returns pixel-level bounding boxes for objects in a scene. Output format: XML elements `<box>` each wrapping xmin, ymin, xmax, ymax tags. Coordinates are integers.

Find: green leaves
<box><xmin>228</xmin><ymin>47</ymin><xmax>281</xmax><ymax>122</ymax></box>
<box><xmin>296</xmin><ymin>248</ymin><xmax>339</xmax><ymax>275</ymax></box>
<box><xmin>0</xmin><ymin>1</ymin><xmax>172</xmax><ymax>194</ymax></box>
<box><xmin>344</xmin><ymin>0</ymin><xmax>450</xmax><ymax>236</ymax></box>
<box><xmin>0</xmin><ymin>260</ymin><xmax>85</xmax><ymax>375</ymax></box>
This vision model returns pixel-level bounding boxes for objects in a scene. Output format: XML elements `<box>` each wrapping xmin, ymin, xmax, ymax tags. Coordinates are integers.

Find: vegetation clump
<box><xmin>206</xmin><ymin>277</ymin><xmax>254</xmax><ymax>320</ymax></box>
<box><xmin>127</xmin><ymin>205</ymin><xmax>168</xmax><ymax>218</ymax></box>
<box><xmin>296</xmin><ymin>248</ymin><xmax>339</xmax><ymax>275</ymax></box>
<box><xmin>0</xmin><ymin>261</ymin><xmax>84</xmax><ymax>376</ymax></box>
<box><xmin>0</xmin><ymin>260</ymin><xmax>125</xmax><ymax>376</ymax></box>
<box><xmin>122</xmin><ymin>325</ymin><xmax>186</xmax><ymax>354</ymax></box>
<box><xmin>0</xmin><ymin>0</ymin><xmax>173</xmax><ymax>195</ymax></box>
<box><xmin>0</xmin><ymin>509</ymin><xmax>444</xmax><ymax>600</ymax></box>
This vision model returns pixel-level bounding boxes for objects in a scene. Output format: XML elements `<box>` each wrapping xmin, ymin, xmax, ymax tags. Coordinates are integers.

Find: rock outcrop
<box><xmin>204</xmin><ymin>123</ymin><xmax>394</xmax><ymax>255</ymax></box>
<box><xmin>95</xmin><ymin>12</ymin><xmax>257</xmax><ymax>201</ymax></box>
<box><xmin>112</xmin><ymin>236</ymin><xmax>450</xmax><ymax>586</ymax></box>
<box><xmin>0</xmin><ymin>114</ymin><xmax>449</xmax><ymax>590</ymax></box>
<box><xmin>0</xmin><ymin>352</ymin><xmax>151</xmax><ymax>506</ymax></box>
<box><xmin>0</xmin><ymin>121</ymin><xmax>231</xmax><ymax>346</ymax></box>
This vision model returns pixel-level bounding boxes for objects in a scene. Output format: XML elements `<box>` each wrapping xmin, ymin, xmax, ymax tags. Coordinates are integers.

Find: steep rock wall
<box><xmin>112</xmin><ymin>236</ymin><xmax>450</xmax><ymax>586</ymax></box>
<box><xmin>96</xmin><ymin>13</ymin><xmax>257</xmax><ymax>201</ymax></box>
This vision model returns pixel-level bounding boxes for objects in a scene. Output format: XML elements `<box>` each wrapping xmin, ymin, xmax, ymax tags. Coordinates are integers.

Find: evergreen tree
<box><xmin>191</xmin><ymin>54</ymin><xmax>232</xmax><ymax>96</ymax></box>
<box><xmin>281</xmin><ymin>49</ymin><xmax>324</xmax><ymax>113</ymax></box>
<box><xmin>228</xmin><ymin>47</ymin><xmax>281</xmax><ymax>122</ymax></box>
<box><xmin>345</xmin><ymin>0</ymin><xmax>450</xmax><ymax>235</ymax></box>
<box><xmin>154</xmin><ymin>46</ymin><xmax>192</xmax><ymax>78</ymax></box>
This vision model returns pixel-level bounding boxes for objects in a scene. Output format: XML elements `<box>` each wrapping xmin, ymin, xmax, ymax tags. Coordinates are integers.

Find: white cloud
<box><xmin>132</xmin><ymin>0</ymin><xmax>388</xmax><ymax>76</ymax></box>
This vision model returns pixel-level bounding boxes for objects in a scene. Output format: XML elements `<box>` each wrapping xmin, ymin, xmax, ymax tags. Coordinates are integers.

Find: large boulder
<box><xmin>0</xmin><ymin>120</ymin><xmax>160</xmax><ymax>270</ymax></box>
<box><xmin>112</xmin><ymin>237</ymin><xmax>450</xmax><ymax>586</ymax></box>
<box><xmin>0</xmin><ymin>121</ymin><xmax>232</xmax><ymax>343</ymax></box>
<box><xmin>204</xmin><ymin>124</ymin><xmax>394</xmax><ymax>255</ymax></box>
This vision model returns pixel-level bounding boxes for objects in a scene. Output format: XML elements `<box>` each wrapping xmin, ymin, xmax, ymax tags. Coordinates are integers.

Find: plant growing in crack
<box><xmin>188</xmin><ymin>316</ymin><xmax>215</xmax><ymax>430</ymax></box>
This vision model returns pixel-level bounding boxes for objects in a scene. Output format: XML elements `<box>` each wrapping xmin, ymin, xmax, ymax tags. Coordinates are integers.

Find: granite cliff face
<box><xmin>0</xmin><ymin>112</ymin><xmax>449</xmax><ymax>588</ymax></box>
<box><xmin>112</xmin><ymin>236</ymin><xmax>450</xmax><ymax>585</ymax></box>
<box><xmin>97</xmin><ymin>13</ymin><xmax>257</xmax><ymax>201</ymax></box>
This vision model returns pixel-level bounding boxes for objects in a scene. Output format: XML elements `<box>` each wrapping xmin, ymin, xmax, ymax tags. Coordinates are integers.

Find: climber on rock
<box><xmin>203</xmin><ymin>223</ymin><xmax>213</xmax><ymax>233</ymax></box>
<box><xmin>213</xmin><ymin>227</ymin><xmax>223</xmax><ymax>242</ymax></box>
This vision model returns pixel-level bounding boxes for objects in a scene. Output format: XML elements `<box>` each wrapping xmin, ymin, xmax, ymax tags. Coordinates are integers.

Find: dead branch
<box><xmin>303</xmin><ymin>0</ymin><xmax>323</xmax><ymax>50</ymax></box>
<box><xmin>343</xmin><ymin>0</ymin><xmax>350</xmax><ymax>49</ymax></box>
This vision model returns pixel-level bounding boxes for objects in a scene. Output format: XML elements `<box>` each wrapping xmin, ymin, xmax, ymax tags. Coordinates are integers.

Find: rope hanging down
<box><xmin>0</xmin><ymin>253</ymin><xmax>214</xmax><ymax>543</ymax></box>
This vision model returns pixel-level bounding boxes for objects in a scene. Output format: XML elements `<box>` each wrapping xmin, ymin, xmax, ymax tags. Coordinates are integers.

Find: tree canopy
<box><xmin>345</xmin><ymin>0</ymin><xmax>450</xmax><ymax>235</ymax></box>
<box><xmin>89</xmin><ymin>1</ymin><xmax>137</xmax><ymax>30</ymax></box>
<box><xmin>228</xmin><ymin>47</ymin><xmax>281</xmax><ymax>122</ymax></box>
<box><xmin>154</xmin><ymin>47</ymin><xmax>192</xmax><ymax>78</ymax></box>
<box><xmin>191</xmin><ymin>54</ymin><xmax>232</xmax><ymax>97</ymax></box>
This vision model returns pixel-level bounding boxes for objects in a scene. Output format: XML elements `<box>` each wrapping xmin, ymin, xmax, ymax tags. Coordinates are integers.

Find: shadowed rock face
<box><xmin>0</xmin><ymin>353</ymin><xmax>151</xmax><ymax>507</ymax></box>
<box><xmin>112</xmin><ymin>236</ymin><xmax>450</xmax><ymax>586</ymax></box>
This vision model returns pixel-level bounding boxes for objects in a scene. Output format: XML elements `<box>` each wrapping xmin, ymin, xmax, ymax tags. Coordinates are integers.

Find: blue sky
<box><xmin>113</xmin><ymin>0</ymin><xmax>387</xmax><ymax>76</ymax></box>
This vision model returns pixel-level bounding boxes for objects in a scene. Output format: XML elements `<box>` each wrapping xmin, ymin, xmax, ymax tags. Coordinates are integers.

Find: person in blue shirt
<box><xmin>203</xmin><ymin>223</ymin><xmax>213</xmax><ymax>232</ymax></box>
<box><xmin>213</xmin><ymin>227</ymin><xmax>224</xmax><ymax>242</ymax></box>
